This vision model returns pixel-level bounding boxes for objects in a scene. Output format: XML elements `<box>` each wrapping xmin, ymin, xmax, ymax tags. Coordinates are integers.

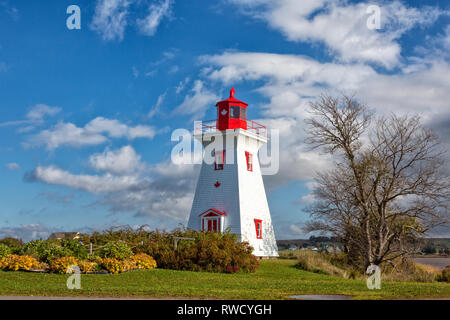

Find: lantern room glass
<box><xmin>230</xmin><ymin>106</ymin><xmax>247</xmax><ymax>119</ymax></box>
<box><xmin>230</xmin><ymin>106</ymin><xmax>240</xmax><ymax>119</ymax></box>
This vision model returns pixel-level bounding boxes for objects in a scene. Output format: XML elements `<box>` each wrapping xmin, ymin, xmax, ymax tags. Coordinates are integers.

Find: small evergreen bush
<box><xmin>98</xmin><ymin>241</ymin><xmax>133</xmax><ymax>260</ymax></box>
<box><xmin>0</xmin><ymin>243</ymin><xmax>11</xmax><ymax>259</ymax></box>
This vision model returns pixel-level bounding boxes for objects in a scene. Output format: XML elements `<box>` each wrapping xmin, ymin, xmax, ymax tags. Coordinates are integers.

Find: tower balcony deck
<box><xmin>194</xmin><ymin>119</ymin><xmax>267</xmax><ymax>138</ymax></box>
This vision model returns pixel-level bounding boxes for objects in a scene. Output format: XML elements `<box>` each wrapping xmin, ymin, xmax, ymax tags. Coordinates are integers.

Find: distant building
<box><xmin>47</xmin><ymin>232</ymin><xmax>81</xmax><ymax>240</ymax></box>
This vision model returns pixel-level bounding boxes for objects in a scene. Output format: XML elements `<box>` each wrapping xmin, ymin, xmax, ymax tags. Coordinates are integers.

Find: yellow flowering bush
<box><xmin>131</xmin><ymin>253</ymin><xmax>157</xmax><ymax>270</ymax></box>
<box><xmin>78</xmin><ymin>261</ymin><xmax>98</xmax><ymax>273</ymax></box>
<box><xmin>123</xmin><ymin>259</ymin><xmax>137</xmax><ymax>271</ymax></box>
<box><xmin>100</xmin><ymin>258</ymin><xmax>126</xmax><ymax>274</ymax></box>
<box><xmin>0</xmin><ymin>255</ymin><xmax>39</xmax><ymax>271</ymax></box>
<box><xmin>49</xmin><ymin>256</ymin><xmax>79</xmax><ymax>274</ymax></box>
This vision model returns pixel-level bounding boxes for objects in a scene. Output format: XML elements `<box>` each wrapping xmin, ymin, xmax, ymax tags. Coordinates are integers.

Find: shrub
<box><xmin>100</xmin><ymin>258</ymin><xmax>126</xmax><ymax>274</ymax></box>
<box><xmin>78</xmin><ymin>261</ymin><xmax>98</xmax><ymax>273</ymax></box>
<box><xmin>278</xmin><ymin>251</ymin><xmax>297</xmax><ymax>260</ymax></box>
<box><xmin>136</xmin><ymin>229</ymin><xmax>259</xmax><ymax>273</ymax></box>
<box><xmin>0</xmin><ymin>237</ymin><xmax>23</xmax><ymax>250</ymax></box>
<box><xmin>19</xmin><ymin>240</ymin><xmax>53</xmax><ymax>261</ymax></box>
<box><xmin>19</xmin><ymin>240</ymin><xmax>67</xmax><ymax>262</ymax></box>
<box><xmin>59</xmin><ymin>239</ymin><xmax>89</xmax><ymax>260</ymax></box>
<box><xmin>36</xmin><ymin>261</ymin><xmax>49</xmax><ymax>271</ymax></box>
<box><xmin>41</xmin><ymin>246</ymin><xmax>74</xmax><ymax>263</ymax></box>
<box><xmin>438</xmin><ymin>266</ymin><xmax>450</xmax><ymax>282</ymax></box>
<box><xmin>130</xmin><ymin>253</ymin><xmax>157</xmax><ymax>270</ymax></box>
<box><xmin>98</xmin><ymin>241</ymin><xmax>133</xmax><ymax>260</ymax></box>
<box><xmin>381</xmin><ymin>258</ymin><xmax>441</xmax><ymax>282</ymax></box>
<box><xmin>66</xmin><ymin>227</ymin><xmax>258</xmax><ymax>274</ymax></box>
<box><xmin>0</xmin><ymin>244</ymin><xmax>11</xmax><ymax>259</ymax></box>
<box><xmin>0</xmin><ymin>255</ymin><xmax>39</xmax><ymax>271</ymax></box>
<box><xmin>49</xmin><ymin>257</ymin><xmax>79</xmax><ymax>274</ymax></box>
<box><xmin>20</xmin><ymin>239</ymin><xmax>88</xmax><ymax>263</ymax></box>
<box><xmin>293</xmin><ymin>250</ymin><xmax>350</xmax><ymax>278</ymax></box>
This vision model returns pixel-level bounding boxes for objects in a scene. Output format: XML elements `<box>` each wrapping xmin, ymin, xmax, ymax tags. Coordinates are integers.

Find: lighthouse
<box><xmin>188</xmin><ymin>88</ymin><xmax>278</xmax><ymax>257</ymax></box>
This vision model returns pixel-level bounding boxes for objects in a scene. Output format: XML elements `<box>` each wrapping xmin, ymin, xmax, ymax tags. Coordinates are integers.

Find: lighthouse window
<box><xmin>215</xmin><ymin>150</ymin><xmax>225</xmax><ymax>170</ymax></box>
<box><xmin>230</xmin><ymin>106</ymin><xmax>241</xmax><ymax>119</ymax></box>
<box><xmin>254</xmin><ymin>219</ymin><xmax>263</xmax><ymax>239</ymax></box>
<box><xmin>245</xmin><ymin>151</ymin><xmax>253</xmax><ymax>171</ymax></box>
<box><xmin>241</xmin><ymin>108</ymin><xmax>247</xmax><ymax>119</ymax></box>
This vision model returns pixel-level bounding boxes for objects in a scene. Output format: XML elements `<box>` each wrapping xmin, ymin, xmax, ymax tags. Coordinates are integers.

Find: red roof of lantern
<box><xmin>216</xmin><ymin>87</ymin><xmax>248</xmax><ymax>107</ymax></box>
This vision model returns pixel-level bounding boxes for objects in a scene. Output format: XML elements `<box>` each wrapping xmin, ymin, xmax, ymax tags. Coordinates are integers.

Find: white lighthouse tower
<box><xmin>188</xmin><ymin>88</ymin><xmax>278</xmax><ymax>257</ymax></box>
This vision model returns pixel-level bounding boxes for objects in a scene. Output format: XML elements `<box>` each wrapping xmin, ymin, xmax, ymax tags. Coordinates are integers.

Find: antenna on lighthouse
<box><xmin>230</xmin><ymin>87</ymin><xmax>235</xmax><ymax>98</ymax></box>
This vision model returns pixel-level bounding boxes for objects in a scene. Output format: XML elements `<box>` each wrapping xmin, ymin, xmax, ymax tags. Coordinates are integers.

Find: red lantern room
<box><xmin>216</xmin><ymin>87</ymin><xmax>248</xmax><ymax>131</ymax></box>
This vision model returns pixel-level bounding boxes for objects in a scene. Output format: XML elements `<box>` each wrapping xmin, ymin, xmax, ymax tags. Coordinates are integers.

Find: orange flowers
<box><xmin>49</xmin><ymin>256</ymin><xmax>79</xmax><ymax>274</ymax></box>
<box><xmin>131</xmin><ymin>253</ymin><xmax>157</xmax><ymax>270</ymax></box>
<box><xmin>0</xmin><ymin>255</ymin><xmax>39</xmax><ymax>271</ymax></box>
<box><xmin>1</xmin><ymin>253</ymin><xmax>157</xmax><ymax>274</ymax></box>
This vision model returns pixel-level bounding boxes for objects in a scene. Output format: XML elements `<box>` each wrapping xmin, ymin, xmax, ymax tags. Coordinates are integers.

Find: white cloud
<box><xmin>137</xmin><ymin>0</ymin><xmax>172</xmax><ymax>36</ymax></box>
<box><xmin>169</xmin><ymin>65</ymin><xmax>179</xmax><ymax>74</ymax></box>
<box><xmin>289</xmin><ymin>224</ymin><xmax>305</xmax><ymax>236</ymax></box>
<box><xmin>26</xmin><ymin>122</ymin><xmax>107</xmax><ymax>150</ymax></box>
<box><xmin>148</xmin><ymin>92</ymin><xmax>166</xmax><ymax>118</ymax></box>
<box><xmin>0</xmin><ymin>224</ymin><xmax>53</xmax><ymax>242</ymax></box>
<box><xmin>28</xmin><ymin>156</ymin><xmax>198</xmax><ymax>221</ymax></box>
<box><xmin>26</xmin><ymin>117</ymin><xmax>156</xmax><ymax>150</ymax></box>
<box><xmin>228</xmin><ymin>0</ymin><xmax>443</xmax><ymax>69</ymax></box>
<box><xmin>297</xmin><ymin>181</ymin><xmax>318</xmax><ymax>204</ymax></box>
<box><xmin>89</xmin><ymin>145</ymin><xmax>144</xmax><ymax>174</ymax></box>
<box><xmin>132</xmin><ymin>66</ymin><xmax>139</xmax><ymax>78</ymax></box>
<box><xmin>173</xmin><ymin>80</ymin><xmax>218</xmax><ymax>118</ymax></box>
<box><xmin>100</xmin><ymin>160</ymin><xmax>198</xmax><ymax>220</ymax></box>
<box><xmin>201</xmin><ymin>51</ymin><xmax>375</xmax><ymax>91</ymax></box>
<box><xmin>444</xmin><ymin>26</ymin><xmax>450</xmax><ymax>50</ymax></box>
<box><xmin>175</xmin><ymin>77</ymin><xmax>190</xmax><ymax>94</ymax></box>
<box><xmin>28</xmin><ymin>165</ymin><xmax>146</xmax><ymax>194</ymax></box>
<box><xmin>200</xmin><ymin>50</ymin><xmax>450</xmax><ymax>187</ymax></box>
<box><xmin>201</xmin><ymin>51</ymin><xmax>450</xmax><ymax>122</ymax></box>
<box><xmin>6</xmin><ymin>162</ymin><xmax>20</xmax><ymax>171</ymax></box>
<box><xmin>0</xmin><ymin>103</ymin><xmax>61</xmax><ymax>129</ymax></box>
<box><xmin>26</xmin><ymin>104</ymin><xmax>61</xmax><ymax>121</ymax></box>
<box><xmin>90</xmin><ymin>0</ymin><xmax>131</xmax><ymax>41</ymax></box>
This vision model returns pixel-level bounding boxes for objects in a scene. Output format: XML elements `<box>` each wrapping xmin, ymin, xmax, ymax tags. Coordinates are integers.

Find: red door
<box><xmin>207</xmin><ymin>219</ymin><xmax>218</xmax><ymax>232</ymax></box>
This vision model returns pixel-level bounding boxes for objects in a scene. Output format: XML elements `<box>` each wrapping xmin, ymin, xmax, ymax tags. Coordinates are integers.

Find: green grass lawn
<box><xmin>0</xmin><ymin>259</ymin><xmax>449</xmax><ymax>299</ymax></box>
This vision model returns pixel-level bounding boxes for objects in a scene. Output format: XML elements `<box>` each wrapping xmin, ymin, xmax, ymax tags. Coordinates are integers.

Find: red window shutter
<box><xmin>245</xmin><ymin>151</ymin><xmax>253</xmax><ymax>171</ymax></box>
<box><xmin>215</xmin><ymin>150</ymin><xmax>225</xmax><ymax>170</ymax></box>
<box><xmin>254</xmin><ymin>219</ymin><xmax>262</xmax><ymax>239</ymax></box>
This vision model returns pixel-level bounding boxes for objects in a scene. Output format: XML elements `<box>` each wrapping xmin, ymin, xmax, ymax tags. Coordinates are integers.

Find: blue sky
<box><xmin>0</xmin><ymin>0</ymin><xmax>449</xmax><ymax>241</ymax></box>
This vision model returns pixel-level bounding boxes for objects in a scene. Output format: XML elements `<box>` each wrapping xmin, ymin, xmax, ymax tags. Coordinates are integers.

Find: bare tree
<box><xmin>305</xmin><ymin>94</ymin><xmax>449</xmax><ymax>269</ymax></box>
